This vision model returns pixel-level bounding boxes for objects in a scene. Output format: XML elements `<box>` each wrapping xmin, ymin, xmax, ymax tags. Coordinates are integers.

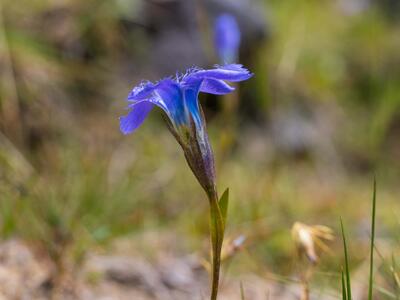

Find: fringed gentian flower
<box><xmin>120</xmin><ymin>64</ymin><xmax>251</xmax><ymax>198</ymax></box>
<box><xmin>214</xmin><ymin>13</ymin><xmax>241</xmax><ymax>64</ymax></box>
<box><xmin>120</xmin><ymin>64</ymin><xmax>252</xmax><ymax>300</ymax></box>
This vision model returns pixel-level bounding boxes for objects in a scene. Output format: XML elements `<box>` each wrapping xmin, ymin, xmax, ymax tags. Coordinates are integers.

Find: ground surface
<box><xmin>0</xmin><ymin>238</ymin><xmax>343</xmax><ymax>300</ymax></box>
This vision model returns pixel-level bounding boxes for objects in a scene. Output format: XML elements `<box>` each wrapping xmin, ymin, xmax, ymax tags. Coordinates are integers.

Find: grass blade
<box><xmin>340</xmin><ymin>218</ymin><xmax>352</xmax><ymax>300</ymax></box>
<box><xmin>368</xmin><ymin>178</ymin><xmax>377</xmax><ymax>300</ymax></box>
<box><xmin>342</xmin><ymin>269</ymin><xmax>348</xmax><ymax>300</ymax></box>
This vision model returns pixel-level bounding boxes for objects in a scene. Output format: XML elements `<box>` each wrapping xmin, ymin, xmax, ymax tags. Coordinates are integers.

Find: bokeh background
<box><xmin>0</xmin><ymin>0</ymin><xmax>400</xmax><ymax>299</ymax></box>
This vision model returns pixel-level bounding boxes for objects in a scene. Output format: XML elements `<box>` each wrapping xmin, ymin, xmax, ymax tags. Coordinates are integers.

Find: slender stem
<box><xmin>300</xmin><ymin>264</ymin><xmax>313</xmax><ymax>300</ymax></box>
<box><xmin>209</xmin><ymin>192</ymin><xmax>224</xmax><ymax>300</ymax></box>
<box><xmin>368</xmin><ymin>178</ymin><xmax>377</xmax><ymax>300</ymax></box>
<box><xmin>300</xmin><ymin>281</ymin><xmax>309</xmax><ymax>300</ymax></box>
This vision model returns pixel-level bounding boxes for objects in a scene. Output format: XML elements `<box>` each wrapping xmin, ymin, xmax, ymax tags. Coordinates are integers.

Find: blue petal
<box><xmin>127</xmin><ymin>81</ymin><xmax>156</xmax><ymax>102</ymax></box>
<box><xmin>189</xmin><ymin>64</ymin><xmax>253</xmax><ymax>82</ymax></box>
<box><xmin>155</xmin><ymin>79</ymin><xmax>186</xmax><ymax>126</ymax></box>
<box><xmin>200</xmin><ymin>78</ymin><xmax>235</xmax><ymax>95</ymax></box>
<box><xmin>184</xmin><ymin>81</ymin><xmax>210</xmax><ymax>155</ymax></box>
<box><xmin>125</xmin><ymin>79</ymin><xmax>187</xmax><ymax>129</ymax></box>
<box><xmin>184</xmin><ymin>84</ymin><xmax>202</xmax><ymax>129</ymax></box>
<box><xmin>120</xmin><ymin>101</ymin><xmax>153</xmax><ymax>134</ymax></box>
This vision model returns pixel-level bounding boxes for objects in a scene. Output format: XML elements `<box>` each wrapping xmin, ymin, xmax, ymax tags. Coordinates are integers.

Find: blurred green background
<box><xmin>0</xmin><ymin>0</ymin><xmax>400</xmax><ymax>298</ymax></box>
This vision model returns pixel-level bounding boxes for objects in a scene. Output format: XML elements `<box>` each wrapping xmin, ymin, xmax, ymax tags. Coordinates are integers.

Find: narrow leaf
<box><xmin>209</xmin><ymin>197</ymin><xmax>225</xmax><ymax>261</ymax></box>
<box><xmin>341</xmin><ymin>218</ymin><xmax>352</xmax><ymax>300</ymax></box>
<box><xmin>219</xmin><ymin>188</ymin><xmax>229</xmax><ymax>227</ymax></box>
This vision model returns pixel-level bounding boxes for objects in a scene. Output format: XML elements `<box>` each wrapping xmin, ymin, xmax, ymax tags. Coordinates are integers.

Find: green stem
<box><xmin>209</xmin><ymin>193</ymin><xmax>225</xmax><ymax>300</ymax></box>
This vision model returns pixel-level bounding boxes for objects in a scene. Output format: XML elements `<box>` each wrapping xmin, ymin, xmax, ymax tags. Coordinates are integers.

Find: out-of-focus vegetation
<box><xmin>1</xmin><ymin>0</ymin><xmax>400</xmax><ymax>298</ymax></box>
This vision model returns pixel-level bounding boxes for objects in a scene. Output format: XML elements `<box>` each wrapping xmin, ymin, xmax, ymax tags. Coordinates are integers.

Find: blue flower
<box><xmin>214</xmin><ymin>14</ymin><xmax>241</xmax><ymax>64</ymax></box>
<box><xmin>120</xmin><ymin>64</ymin><xmax>252</xmax><ymax>196</ymax></box>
